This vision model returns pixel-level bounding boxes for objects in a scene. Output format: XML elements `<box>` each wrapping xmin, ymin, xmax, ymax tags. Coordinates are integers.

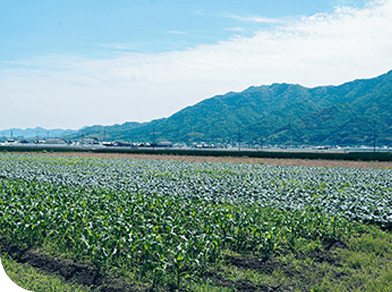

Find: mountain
<box><xmin>0</xmin><ymin>127</ymin><xmax>79</xmax><ymax>140</ymax></box>
<box><xmin>68</xmin><ymin>70</ymin><xmax>392</xmax><ymax>146</ymax></box>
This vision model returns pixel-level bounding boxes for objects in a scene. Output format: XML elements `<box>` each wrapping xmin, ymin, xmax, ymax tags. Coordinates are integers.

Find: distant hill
<box><xmin>67</xmin><ymin>70</ymin><xmax>392</xmax><ymax>146</ymax></box>
<box><xmin>0</xmin><ymin>127</ymin><xmax>79</xmax><ymax>140</ymax></box>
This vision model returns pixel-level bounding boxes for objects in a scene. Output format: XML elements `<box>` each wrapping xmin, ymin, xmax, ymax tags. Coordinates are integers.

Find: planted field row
<box><xmin>0</xmin><ymin>153</ymin><xmax>391</xmax><ymax>287</ymax></box>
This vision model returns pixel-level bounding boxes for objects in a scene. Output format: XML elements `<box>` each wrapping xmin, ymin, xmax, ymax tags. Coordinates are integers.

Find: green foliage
<box><xmin>0</xmin><ymin>153</ymin><xmax>392</xmax><ymax>289</ymax></box>
<box><xmin>68</xmin><ymin>70</ymin><xmax>392</xmax><ymax>146</ymax></box>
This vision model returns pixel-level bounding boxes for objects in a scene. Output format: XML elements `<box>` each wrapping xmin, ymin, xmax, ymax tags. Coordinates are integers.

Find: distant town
<box><xmin>1</xmin><ymin>135</ymin><xmax>391</xmax><ymax>153</ymax></box>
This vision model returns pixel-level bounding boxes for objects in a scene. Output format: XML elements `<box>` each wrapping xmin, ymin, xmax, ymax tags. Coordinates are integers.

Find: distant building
<box><xmin>46</xmin><ymin>138</ymin><xmax>67</xmax><ymax>145</ymax></box>
<box><xmin>102</xmin><ymin>141</ymin><xmax>115</xmax><ymax>147</ymax></box>
<box><xmin>35</xmin><ymin>140</ymin><xmax>46</xmax><ymax>144</ymax></box>
<box><xmin>79</xmin><ymin>138</ymin><xmax>100</xmax><ymax>145</ymax></box>
<box><xmin>115</xmin><ymin>141</ymin><xmax>134</xmax><ymax>147</ymax></box>
<box><xmin>152</xmin><ymin>141</ymin><xmax>172</xmax><ymax>148</ymax></box>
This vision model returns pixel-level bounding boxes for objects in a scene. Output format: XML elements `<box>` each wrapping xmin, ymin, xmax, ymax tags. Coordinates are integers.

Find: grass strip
<box><xmin>1</xmin><ymin>253</ymin><xmax>91</xmax><ymax>292</ymax></box>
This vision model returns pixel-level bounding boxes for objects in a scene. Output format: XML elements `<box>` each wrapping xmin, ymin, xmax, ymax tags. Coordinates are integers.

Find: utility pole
<box><xmin>177</xmin><ymin>124</ymin><xmax>180</xmax><ymax>144</ymax></box>
<box><xmin>248</xmin><ymin>125</ymin><xmax>251</xmax><ymax>149</ymax></box>
<box><xmin>288</xmin><ymin>118</ymin><xmax>291</xmax><ymax>149</ymax></box>
<box><xmin>373</xmin><ymin>121</ymin><xmax>376</xmax><ymax>153</ymax></box>
<box><xmin>152</xmin><ymin>128</ymin><xmax>156</xmax><ymax>150</ymax></box>
<box><xmin>237</xmin><ymin>127</ymin><xmax>241</xmax><ymax>151</ymax></box>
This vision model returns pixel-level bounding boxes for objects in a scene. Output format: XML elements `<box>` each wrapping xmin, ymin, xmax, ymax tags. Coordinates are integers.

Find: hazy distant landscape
<box><xmin>2</xmin><ymin>70</ymin><xmax>392</xmax><ymax>149</ymax></box>
<box><xmin>0</xmin><ymin>127</ymin><xmax>80</xmax><ymax>139</ymax></box>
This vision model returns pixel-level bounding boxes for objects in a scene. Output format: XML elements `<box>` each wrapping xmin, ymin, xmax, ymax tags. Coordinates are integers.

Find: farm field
<box><xmin>17</xmin><ymin>151</ymin><xmax>392</xmax><ymax>169</ymax></box>
<box><xmin>1</xmin><ymin>152</ymin><xmax>392</xmax><ymax>291</ymax></box>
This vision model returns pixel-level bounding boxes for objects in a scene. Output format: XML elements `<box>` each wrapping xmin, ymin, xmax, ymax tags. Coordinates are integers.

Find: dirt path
<box><xmin>19</xmin><ymin>151</ymin><xmax>392</xmax><ymax>169</ymax></box>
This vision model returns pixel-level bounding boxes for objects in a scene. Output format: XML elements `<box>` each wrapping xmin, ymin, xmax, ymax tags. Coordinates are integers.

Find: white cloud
<box><xmin>224</xmin><ymin>27</ymin><xmax>245</xmax><ymax>32</ymax></box>
<box><xmin>193</xmin><ymin>9</ymin><xmax>283</xmax><ymax>24</ymax></box>
<box><xmin>98</xmin><ymin>43</ymin><xmax>127</xmax><ymax>50</ymax></box>
<box><xmin>168</xmin><ymin>31</ymin><xmax>187</xmax><ymax>35</ymax></box>
<box><xmin>1</xmin><ymin>0</ymin><xmax>392</xmax><ymax>129</ymax></box>
<box><xmin>223</xmin><ymin>13</ymin><xmax>283</xmax><ymax>23</ymax></box>
<box><xmin>192</xmin><ymin>9</ymin><xmax>204</xmax><ymax>16</ymax></box>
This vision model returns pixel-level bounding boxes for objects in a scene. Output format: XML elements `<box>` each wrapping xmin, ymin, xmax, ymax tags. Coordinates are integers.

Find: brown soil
<box><xmin>1</xmin><ymin>234</ymin><xmax>350</xmax><ymax>292</ymax></box>
<box><xmin>210</xmin><ymin>239</ymin><xmax>348</xmax><ymax>292</ymax></box>
<box><xmin>18</xmin><ymin>152</ymin><xmax>392</xmax><ymax>169</ymax></box>
<box><xmin>0</xmin><ymin>238</ymin><xmax>142</xmax><ymax>292</ymax></box>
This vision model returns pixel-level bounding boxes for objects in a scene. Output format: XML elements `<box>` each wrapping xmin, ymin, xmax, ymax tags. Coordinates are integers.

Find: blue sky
<box><xmin>0</xmin><ymin>0</ymin><xmax>367</xmax><ymax>61</ymax></box>
<box><xmin>1</xmin><ymin>0</ymin><xmax>391</xmax><ymax>130</ymax></box>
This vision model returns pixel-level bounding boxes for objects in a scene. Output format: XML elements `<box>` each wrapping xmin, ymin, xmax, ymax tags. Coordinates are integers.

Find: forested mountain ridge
<box><xmin>0</xmin><ymin>127</ymin><xmax>78</xmax><ymax>140</ymax></box>
<box><xmin>68</xmin><ymin>70</ymin><xmax>392</xmax><ymax>146</ymax></box>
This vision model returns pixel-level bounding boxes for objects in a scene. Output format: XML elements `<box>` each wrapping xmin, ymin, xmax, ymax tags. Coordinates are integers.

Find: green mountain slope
<box><xmin>68</xmin><ymin>70</ymin><xmax>392</xmax><ymax>146</ymax></box>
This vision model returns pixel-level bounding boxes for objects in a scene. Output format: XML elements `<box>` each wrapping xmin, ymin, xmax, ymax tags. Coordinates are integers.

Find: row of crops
<box><xmin>1</xmin><ymin>153</ymin><xmax>392</xmax><ymax>287</ymax></box>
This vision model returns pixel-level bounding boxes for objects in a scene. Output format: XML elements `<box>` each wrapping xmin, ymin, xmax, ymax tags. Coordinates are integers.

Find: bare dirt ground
<box><xmin>21</xmin><ymin>151</ymin><xmax>392</xmax><ymax>169</ymax></box>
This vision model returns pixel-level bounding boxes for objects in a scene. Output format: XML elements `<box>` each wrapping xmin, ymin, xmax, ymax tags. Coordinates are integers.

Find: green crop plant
<box><xmin>0</xmin><ymin>153</ymin><xmax>391</xmax><ymax>289</ymax></box>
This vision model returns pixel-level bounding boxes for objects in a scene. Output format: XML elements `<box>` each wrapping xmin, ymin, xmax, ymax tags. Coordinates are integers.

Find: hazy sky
<box><xmin>1</xmin><ymin>0</ymin><xmax>391</xmax><ymax>130</ymax></box>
